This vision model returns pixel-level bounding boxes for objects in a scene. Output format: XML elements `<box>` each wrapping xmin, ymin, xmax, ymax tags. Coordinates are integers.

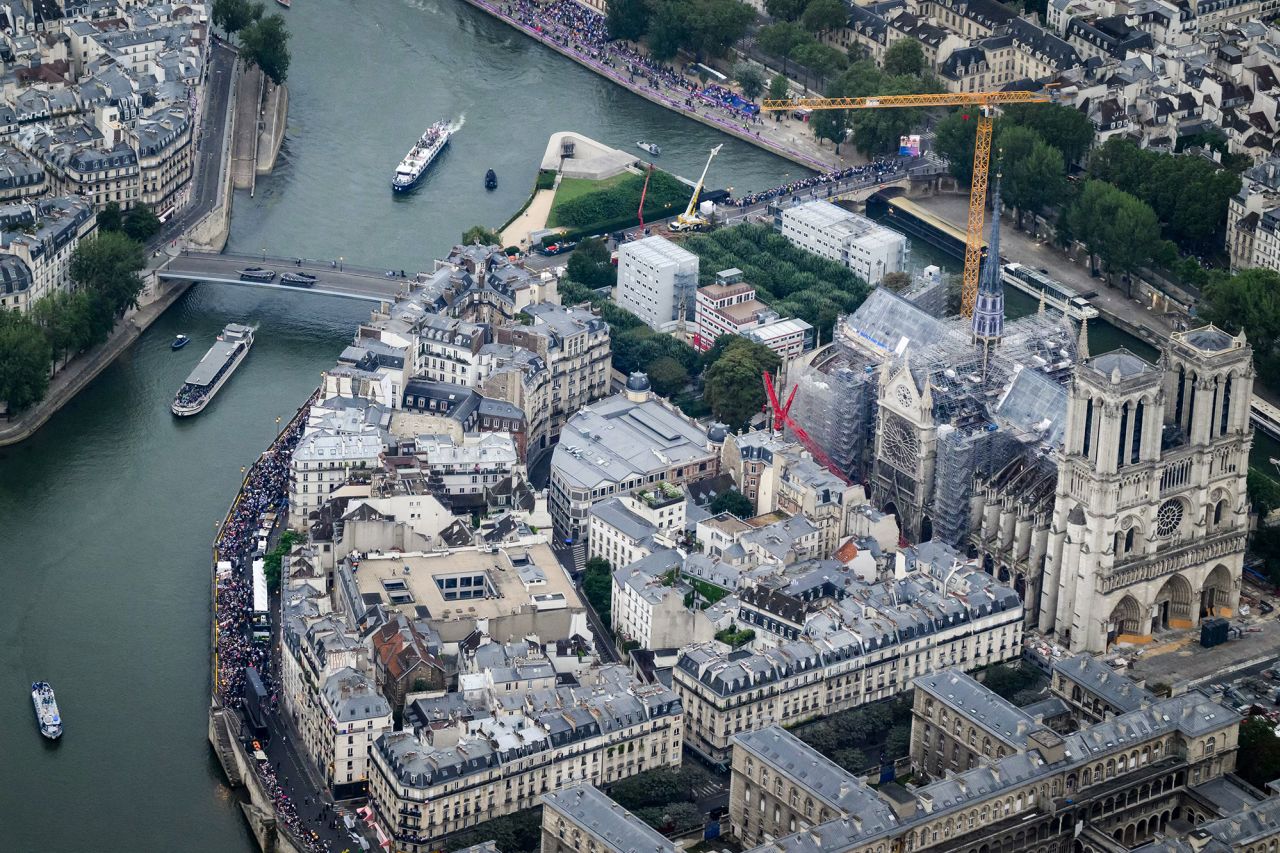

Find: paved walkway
<box><xmin>464</xmin><ymin>0</ymin><xmax>845</xmax><ymax>172</ymax></box>
<box><xmin>501</xmin><ymin>186</ymin><xmax>557</xmax><ymax>247</ymax></box>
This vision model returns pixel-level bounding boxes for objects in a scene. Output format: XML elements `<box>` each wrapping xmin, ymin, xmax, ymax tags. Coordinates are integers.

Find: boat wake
<box><xmin>449</xmin><ymin>114</ymin><xmax>466</xmax><ymax>134</ymax></box>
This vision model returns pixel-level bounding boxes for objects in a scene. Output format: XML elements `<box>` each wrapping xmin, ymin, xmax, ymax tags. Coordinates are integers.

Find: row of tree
<box><xmin>607</xmin><ymin>0</ymin><xmax>756</xmax><ymax>62</ymax></box>
<box><xmin>0</xmin><ymin>231</ymin><xmax>148</xmax><ymax>412</ymax></box>
<box><xmin>212</xmin><ymin>0</ymin><xmax>291</xmax><ymax>85</ymax></box>
<box><xmin>1086</xmin><ymin>137</ymin><xmax>1242</xmax><ymax>253</ymax></box>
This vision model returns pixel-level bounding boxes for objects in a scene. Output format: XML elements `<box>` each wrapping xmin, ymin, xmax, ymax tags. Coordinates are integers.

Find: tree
<box><xmin>886</xmin><ymin>723</ymin><xmax>912</xmax><ymax>759</ymax></box>
<box><xmin>703</xmin><ymin>338</ymin><xmax>780</xmax><ymax>429</ymax></box>
<box><xmin>1064</xmin><ymin>180</ymin><xmax>1160</xmax><ymax>291</ymax></box>
<box><xmin>832</xmin><ymin>747</ymin><xmax>867</xmax><ymax>773</ymax></box>
<box><xmin>645</xmin><ymin>1</ymin><xmax>685</xmax><ymax>62</ymax></box>
<box><xmin>606</xmin><ymin>0</ymin><xmax>650</xmax><ymax>41</ymax></box>
<box><xmin>122</xmin><ymin>205</ymin><xmax>162</xmax><ymax>243</ymax></box>
<box><xmin>735</xmin><ymin>63</ymin><xmax>765</xmax><ymax>101</ymax></box>
<box><xmin>933</xmin><ymin>111</ymin><xmax>979</xmax><ymax>185</ymax></box>
<box><xmin>764</xmin><ymin>0</ymin><xmax>808</xmax><ymax>21</ymax></box>
<box><xmin>756</xmin><ymin>21</ymin><xmax>807</xmax><ymax>66</ymax></box>
<box><xmin>1249</xmin><ymin>469</ymin><xmax>1280</xmax><ymax>518</ymax></box>
<box><xmin>768</xmin><ymin>72</ymin><xmax>790</xmax><ymax>106</ymax></box>
<box><xmin>880</xmin><ymin>270</ymin><xmax>911</xmax><ymax>292</ymax></box>
<box><xmin>1001</xmin><ymin>102</ymin><xmax>1094</xmax><ymax>166</ymax></box>
<box><xmin>1237</xmin><ymin>717</ymin><xmax>1280</xmax><ymax>790</ymax></box>
<box><xmin>790</xmin><ymin>41</ymin><xmax>846</xmax><ymax>89</ymax></box>
<box><xmin>800</xmin><ymin>0</ymin><xmax>847</xmax><ymax>34</ymax></box>
<box><xmin>882</xmin><ymin>38</ymin><xmax>925</xmax><ymax>76</ymax></box>
<box><xmin>0</xmin><ymin>311</ymin><xmax>52</xmax><ymax>412</ymax></box>
<box><xmin>810</xmin><ymin>105</ymin><xmax>849</xmax><ymax>153</ymax></box>
<box><xmin>461</xmin><ymin>225</ymin><xmax>501</xmax><ymax>246</ymax></box>
<box><xmin>212</xmin><ymin>0</ymin><xmax>263</xmax><ymax>39</ymax></box>
<box><xmin>566</xmin><ymin>237</ymin><xmax>616</xmax><ymax>291</ymax></box>
<box><xmin>240</xmin><ymin>13</ymin><xmax>290</xmax><ymax>85</ymax></box>
<box><xmin>646</xmin><ymin>355</ymin><xmax>689</xmax><ymax>398</ymax></box>
<box><xmin>582</xmin><ymin>557</ymin><xmax>613</xmax><ymax>625</ymax></box>
<box><xmin>97</xmin><ymin>201</ymin><xmax>123</xmax><ymax>233</ymax></box>
<box><xmin>997</xmin><ymin>126</ymin><xmax>1067</xmax><ymax>232</ymax></box>
<box><xmin>689</xmin><ymin>0</ymin><xmax>756</xmax><ymax>58</ymax></box>
<box><xmin>710</xmin><ymin>488</ymin><xmax>754</xmax><ymax>518</ymax></box>
<box><xmin>70</xmin><ymin>231</ymin><xmax>147</xmax><ymax>319</ymax></box>
<box><xmin>1199</xmin><ymin>268</ymin><xmax>1280</xmax><ymax>378</ymax></box>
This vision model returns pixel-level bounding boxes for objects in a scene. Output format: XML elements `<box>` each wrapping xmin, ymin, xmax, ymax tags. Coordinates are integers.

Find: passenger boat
<box><xmin>31</xmin><ymin>682</ymin><xmax>62</xmax><ymax>740</ymax></box>
<box><xmin>637</xmin><ymin>141</ymin><xmax>661</xmax><ymax>156</ymax></box>
<box><xmin>239</xmin><ymin>267</ymin><xmax>276</xmax><ymax>282</ymax></box>
<box><xmin>171</xmin><ymin>324</ymin><xmax>254</xmax><ymax>417</ymax></box>
<box><xmin>281</xmin><ymin>272</ymin><xmax>317</xmax><ymax>287</ymax></box>
<box><xmin>485</xmin><ymin>169</ymin><xmax>497</xmax><ymax>190</ymax></box>
<box><xmin>392</xmin><ymin>120</ymin><xmax>453</xmax><ymax>192</ymax></box>
<box><xmin>171</xmin><ymin>334</ymin><xmax>190</xmax><ymax>350</ymax></box>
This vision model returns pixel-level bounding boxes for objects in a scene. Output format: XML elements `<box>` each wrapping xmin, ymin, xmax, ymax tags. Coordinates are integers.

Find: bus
<box><xmin>251</xmin><ymin>557</ymin><xmax>270</xmax><ymax>644</ymax></box>
<box><xmin>1002</xmin><ymin>263</ymin><xmax>1098</xmax><ymax>321</ymax></box>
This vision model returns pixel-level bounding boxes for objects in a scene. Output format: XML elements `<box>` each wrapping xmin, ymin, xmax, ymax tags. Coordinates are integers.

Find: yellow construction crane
<box><xmin>760</xmin><ymin>90</ymin><xmax>1054</xmax><ymax>317</ymax></box>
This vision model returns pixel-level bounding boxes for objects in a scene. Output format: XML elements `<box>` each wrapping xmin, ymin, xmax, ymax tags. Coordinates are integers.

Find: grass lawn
<box><xmin>547</xmin><ymin>173</ymin><xmax>632</xmax><ymax>227</ymax></box>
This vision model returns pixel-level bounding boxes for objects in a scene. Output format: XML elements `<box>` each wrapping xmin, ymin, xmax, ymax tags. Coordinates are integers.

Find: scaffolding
<box><xmin>790</xmin><ymin>285</ymin><xmax>1081</xmax><ymax>543</ymax></box>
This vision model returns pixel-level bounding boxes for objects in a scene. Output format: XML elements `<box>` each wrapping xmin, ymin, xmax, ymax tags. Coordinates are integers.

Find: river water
<box><xmin>0</xmin><ymin>1</ymin><xmax>797</xmax><ymax>850</ymax></box>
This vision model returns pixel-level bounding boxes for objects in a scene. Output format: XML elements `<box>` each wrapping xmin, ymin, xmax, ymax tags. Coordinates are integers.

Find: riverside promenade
<box><xmin>461</xmin><ymin>0</ymin><xmax>843</xmax><ymax>172</ymax></box>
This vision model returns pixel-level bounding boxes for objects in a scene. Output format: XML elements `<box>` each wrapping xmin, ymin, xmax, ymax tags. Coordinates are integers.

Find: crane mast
<box><xmin>670</xmin><ymin>144</ymin><xmax>723</xmax><ymax>232</ymax></box>
<box><xmin>758</xmin><ymin>89</ymin><xmax>1054</xmax><ymax>318</ymax></box>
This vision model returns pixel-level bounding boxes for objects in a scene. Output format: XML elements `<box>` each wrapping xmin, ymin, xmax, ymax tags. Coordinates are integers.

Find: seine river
<box><xmin>1</xmin><ymin>1</ymin><xmax>1275</xmax><ymax>850</ymax></box>
<box><xmin>0</xmin><ymin>1</ymin><xmax>798</xmax><ymax>850</ymax></box>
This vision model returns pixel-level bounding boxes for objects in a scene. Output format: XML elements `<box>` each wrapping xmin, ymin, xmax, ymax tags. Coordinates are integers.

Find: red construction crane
<box><xmin>762</xmin><ymin>372</ymin><xmax>851</xmax><ymax>485</ymax></box>
<box><xmin>637</xmin><ymin>163</ymin><xmax>654</xmax><ymax>231</ymax></box>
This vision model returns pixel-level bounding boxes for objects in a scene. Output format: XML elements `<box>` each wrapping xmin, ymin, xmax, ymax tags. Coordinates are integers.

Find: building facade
<box><xmin>616</xmin><ymin>236</ymin><xmax>699</xmax><ymax>332</ymax></box>
<box><xmin>1037</xmin><ymin>328</ymin><xmax>1252</xmax><ymax>653</ymax></box>
<box><xmin>778</xmin><ymin>200</ymin><xmax>906</xmax><ymax>286</ymax></box>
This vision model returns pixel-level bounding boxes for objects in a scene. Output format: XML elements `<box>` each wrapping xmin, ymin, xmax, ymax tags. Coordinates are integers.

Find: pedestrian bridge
<box><xmin>157</xmin><ymin>251</ymin><xmax>410</xmax><ymax>303</ymax></box>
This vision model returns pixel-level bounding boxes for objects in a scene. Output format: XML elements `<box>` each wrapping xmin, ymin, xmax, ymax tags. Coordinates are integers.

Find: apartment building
<box><xmin>300</xmin><ymin>667</ymin><xmax>393</xmax><ymax>796</ymax></box>
<box><xmin>0</xmin><ymin>194</ymin><xmax>94</xmax><ymax>311</ymax></box>
<box><xmin>693</xmin><ymin>269</ymin><xmax>814</xmax><ymax>357</ymax></box>
<box><xmin>367</xmin><ymin>666</ymin><xmax>683</xmax><ymax>852</ymax></box>
<box><xmin>132</xmin><ymin>105</ymin><xmax>192</xmax><ymax>213</ymax></box>
<box><xmin>495</xmin><ymin>301</ymin><xmax>611</xmax><ymax>439</ymax></box>
<box><xmin>674</xmin><ymin>562</ymin><xmax>1023</xmax><ymax>761</ymax></box>
<box><xmin>587</xmin><ymin>482</ymin><xmax>686</xmax><ymax>569</ymax></box>
<box><xmin>616</xmin><ymin>235</ymin><xmax>699</xmax><ymax>332</ymax></box>
<box><xmin>727</xmin><ymin>671</ymin><xmax>1244</xmax><ymax>853</ymax></box>
<box><xmin>542</xmin><ymin>784</ymin><xmax>676</xmax><ymax>853</ymax></box>
<box><xmin>288</xmin><ymin>426</ymin><xmax>388</xmax><ymax>529</ymax></box>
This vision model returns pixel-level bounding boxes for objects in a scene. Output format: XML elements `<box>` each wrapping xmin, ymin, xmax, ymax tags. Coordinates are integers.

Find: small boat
<box><xmin>637</xmin><ymin>142</ymin><xmax>661</xmax><ymax>156</ymax></box>
<box><xmin>172</xmin><ymin>334</ymin><xmax>190</xmax><ymax>350</ymax></box>
<box><xmin>485</xmin><ymin>169</ymin><xmax>497</xmax><ymax>190</ymax></box>
<box><xmin>276</xmin><ymin>0</ymin><xmax>290</xmax><ymax>7</ymax></box>
<box><xmin>32</xmin><ymin>682</ymin><xmax>62</xmax><ymax>740</ymax></box>
<box><xmin>281</xmin><ymin>272</ymin><xmax>317</xmax><ymax>287</ymax></box>
<box><xmin>239</xmin><ymin>267</ymin><xmax>275</xmax><ymax>282</ymax></box>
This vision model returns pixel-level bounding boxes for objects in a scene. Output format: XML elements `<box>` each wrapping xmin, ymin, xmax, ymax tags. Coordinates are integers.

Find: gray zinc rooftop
<box><xmin>542</xmin><ymin>784</ymin><xmax>676</xmax><ymax>853</ymax></box>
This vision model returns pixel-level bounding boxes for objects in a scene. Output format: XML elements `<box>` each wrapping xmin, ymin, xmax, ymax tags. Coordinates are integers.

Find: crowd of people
<box><xmin>729</xmin><ymin>156</ymin><xmax>906</xmax><ymax>207</ymax></box>
<box><xmin>504</xmin><ymin>0</ymin><xmax>763</xmax><ymax>123</ymax></box>
<box><xmin>212</xmin><ymin>403</ymin><xmax>334</xmax><ymax>853</ymax></box>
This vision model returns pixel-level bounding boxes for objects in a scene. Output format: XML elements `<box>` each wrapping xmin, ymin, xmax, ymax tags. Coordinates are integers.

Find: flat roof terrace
<box><xmin>350</xmin><ymin>542</ymin><xmax>581</xmax><ymax>624</ymax></box>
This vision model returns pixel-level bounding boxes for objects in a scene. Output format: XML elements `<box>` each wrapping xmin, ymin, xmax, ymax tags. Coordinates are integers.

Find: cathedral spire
<box><xmin>971</xmin><ymin>174</ymin><xmax>1005</xmax><ymax>346</ymax></box>
<box><xmin>1077</xmin><ymin>316</ymin><xmax>1090</xmax><ymax>360</ymax></box>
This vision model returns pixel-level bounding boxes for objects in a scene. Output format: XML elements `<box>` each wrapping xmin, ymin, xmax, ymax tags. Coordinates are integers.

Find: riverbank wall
<box><xmin>207</xmin><ymin>392</ymin><xmax>322</xmax><ymax>853</ymax></box>
<box><xmin>257</xmin><ymin>81</ymin><xmax>288</xmax><ymax>175</ymax></box>
<box><xmin>456</xmin><ymin>0</ymin><xmax>833</xmax><ymax>173</ymax></box>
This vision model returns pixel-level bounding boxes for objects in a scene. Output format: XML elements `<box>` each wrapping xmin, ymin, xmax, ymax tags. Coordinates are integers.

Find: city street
<box><xmin>157</xmin><ymin>40</ymin><xmax>238</xmax><ymax>248</ymax></box>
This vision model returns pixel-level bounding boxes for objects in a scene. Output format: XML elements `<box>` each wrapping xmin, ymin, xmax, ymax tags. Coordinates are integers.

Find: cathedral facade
<box><xmin>1035</xmin><ymin>328</ymin><xmax>1253</xmax><ymax>652</ymax></box>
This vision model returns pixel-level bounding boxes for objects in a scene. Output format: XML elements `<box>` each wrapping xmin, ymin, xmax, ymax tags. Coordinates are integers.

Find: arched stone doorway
<box><xmin>1109</xmin><ymin>595</ymin><xmax>1143</xmax><ymax>644</ymax></box>
<box><xmin>1201</xmin><ymin>564</ymin><xmax>1233</xmax><ymax>617</ymax></box>
<box><xmin>1153</xmin><ymin>574</ymin><xmax>1194</xmax><ymax>631</ymax></box>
